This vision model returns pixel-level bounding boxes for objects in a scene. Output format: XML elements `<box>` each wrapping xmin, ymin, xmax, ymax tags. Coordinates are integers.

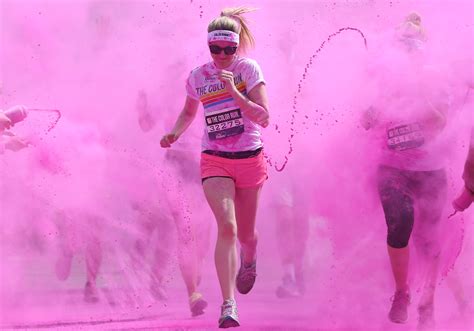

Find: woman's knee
<box><xmin>387</xmin><ymin>218</ymin><xmax>414</xmax><ymax>248</ymax></box>
<box><xmin>217</xmin><ymin>221</ymin><xmax>237</xmax><ymax>241</ymax></box>
<box><xmin>383</xmin><ymin>193</ymin><xmax>414</xmax><ymax>248</ymax></box>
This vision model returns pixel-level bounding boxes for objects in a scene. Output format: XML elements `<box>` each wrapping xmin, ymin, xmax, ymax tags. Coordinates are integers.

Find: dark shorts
<box><xmin>377</xmin><ymin>165</ymin><xmax>447</xmax><ymax>251</ymax></box>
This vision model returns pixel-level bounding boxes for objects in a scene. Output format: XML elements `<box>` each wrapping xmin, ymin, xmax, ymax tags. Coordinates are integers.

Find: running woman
<box><xmin>160</xmin><ymin>7</ymin><xmax>269</xmax><ymax>328</ymax></box>
<box><xmin>363</xmin><ymin>13</ymin><xmax>452</xmax><ymax>329</ymax></box>
<box><xmin>133</xmin><ymin>89</ymin><xmax>209</xmax><ymax>316</ymax></box>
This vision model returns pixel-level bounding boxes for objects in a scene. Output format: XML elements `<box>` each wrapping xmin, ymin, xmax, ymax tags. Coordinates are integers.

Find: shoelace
<box><xmin>240</xmin><ymin>263</ymin><xmax>257</xmax><ymax>279</ymax></box>
<box><xmin>390</xmin><ymin>292</ymin><xmax>410</xmax><ymax>304</ymax></box>
<box><xmin>222</xmin><ymin>301</ymin><xmax>237</xmax><ymax>316</ymax></box>
<box><xmin>189</xmin><ymin>292</ymin><xmax>203</xmax><ymax>304</ymax></box>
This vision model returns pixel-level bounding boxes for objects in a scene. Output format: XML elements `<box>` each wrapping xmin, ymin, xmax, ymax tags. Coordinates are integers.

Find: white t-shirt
<box><xmin>186</xmin><ymin>56</ymin><xmax>265</xmax><ymax>152</ymax></box>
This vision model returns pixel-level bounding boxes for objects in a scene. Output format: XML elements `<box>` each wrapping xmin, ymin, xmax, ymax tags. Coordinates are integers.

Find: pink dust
<box><xmin>27</xmin><ymin>109</ymin><xmax>62</xmax><ymax>134</ymax></box>
<box><xmin>0</xmin><ymin>1</ymin><xmax>473</xmax><ymax>330</ymax></box>
<box><xmin>267</xmin><ymin>27</ymin><xmax>368</xmax><ymax>172</ymax></box>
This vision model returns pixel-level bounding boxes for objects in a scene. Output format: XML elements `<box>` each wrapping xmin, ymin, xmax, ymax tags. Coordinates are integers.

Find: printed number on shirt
<box><xmin>206</xmin><ymin>107</ymin><xmax>244</xmax><ymax>140</ymax></box>
<box><xmin>387</xmin><ymin>123</ymin><xmax>425</xmax><ymax>151</ymax></box>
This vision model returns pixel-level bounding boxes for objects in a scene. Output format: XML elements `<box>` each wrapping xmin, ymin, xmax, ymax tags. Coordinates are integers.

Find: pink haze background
<box><xmin>0</xmin><ymin>0</ymin><xmax>473</xmax><ymax>330</ymax></box>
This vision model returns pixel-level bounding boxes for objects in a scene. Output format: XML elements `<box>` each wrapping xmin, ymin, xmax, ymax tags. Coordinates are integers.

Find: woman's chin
<box><xmin>214</xmin><ymin>59</ymin><xmax>233</xmax><ymax>68</ymax></box>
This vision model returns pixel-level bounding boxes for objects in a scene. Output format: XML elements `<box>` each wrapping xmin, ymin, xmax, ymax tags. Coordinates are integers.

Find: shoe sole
<box><xmin>219</xmin><ymin>317</ymin><xmax>240</xmax><ymax>328</ymax></box>
<box><xmin>191</xmin><ymin>298</ymin><xmax>208</xmax><ymax>317</ymax></box>
<box><xmin>236</xmin><ymin>284</ymin><xmax>254</xmax><ymax>294</ymax></box>
<box><xmin>389</xmin><ymin>318</ymin><xmax>407</xmax><ymax>324</ymax></box>
<box><xmin>388</xmin><ymin>313</ymin><xmax>408</xmax><ymax>324</ymax></box>
<box><xmin>236</xmin><ymin>275</ymin><xmax>255</xmax><ymax>294</ymax></box>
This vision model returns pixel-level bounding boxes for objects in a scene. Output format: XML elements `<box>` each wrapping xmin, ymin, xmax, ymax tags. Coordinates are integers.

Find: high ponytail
<box><xmin>208</xmin><ymin>7</ymin><xmax>257</xmax><ymax>53</ymax></box>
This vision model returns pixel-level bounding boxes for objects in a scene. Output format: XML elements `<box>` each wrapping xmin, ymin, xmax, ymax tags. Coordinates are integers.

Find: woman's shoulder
<box><xmin>235</xmin><ymin>56</ymin><xmax>260</xmax><ymax>68</ymax></box>
<box><xmin>232</xmin><ymin>57</ymin><xmax>263</xmax><ymax>76</ymax></box>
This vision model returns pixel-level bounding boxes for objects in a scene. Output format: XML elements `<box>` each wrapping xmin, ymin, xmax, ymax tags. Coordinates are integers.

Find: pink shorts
<box><xmin>200</xmin><ymin>151</ymin><xmax>267</xmax><ymax>188</ymax></box>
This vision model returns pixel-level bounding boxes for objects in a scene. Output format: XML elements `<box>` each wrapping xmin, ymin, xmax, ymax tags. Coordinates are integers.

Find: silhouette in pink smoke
<box><xmin>131</xmin><ymin>89</ymin><xmax>210</xmax><ymax>317</ymax></box>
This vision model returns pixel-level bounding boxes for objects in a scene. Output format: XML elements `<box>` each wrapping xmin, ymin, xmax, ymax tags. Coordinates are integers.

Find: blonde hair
<box><xmin>399</xmin><ymin>12</ymin><xmax>426</xmax><ymax>41</ymax></box>
<box><xmin>208</xmin><ymin>7</ymin><xmax>257</xmax><ymax>53</ymax></box>
<box><xmin>405</xmin><ymin>12</ymin><xmax>421</xmax><ymax>26</ymax></box>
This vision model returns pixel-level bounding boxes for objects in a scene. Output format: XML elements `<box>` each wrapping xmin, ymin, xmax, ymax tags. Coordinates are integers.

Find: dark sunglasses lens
<box><xmin>209</xmin><ymin>45</ymin><xmax>221</xmax><ymax>54</ymax></box>
<box><xmin>209</xmin><ymin>45</ymin><xmax>237</xmax><ymax>55</ymax></box>
<box><xmin>224</xmin><ymin>46</ymin><xmax>237</xmax><ymax>55</ymax></box>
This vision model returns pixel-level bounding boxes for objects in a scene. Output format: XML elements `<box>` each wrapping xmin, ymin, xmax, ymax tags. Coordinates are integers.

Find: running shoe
<box><xmin>389</xmin><ymin>289</ymin><xmax>410</xmax><ymax>323</ymax></box>
<box><xmin>189</xmin><ymin>292</ymin><xmax>208</xmax><ymax>316</ymax></box>
<box><xmin>84</xmin><ymin>281</ymin><xmax>99</xmax><ymax>303</ymax></box>
<box><xmin>218</xmin><ymin>299</ymin><xmax>240</xmax><ymax>328</ymax></box>
<box><xmin>417</xmin><ymin>302</ymin><xmax>435</xmax><ymax>330</ymax></box>
<box><xmin>276</xmin><ymin>274</ymin><xmax>302</xmax><ymax>298</ymax></box>
<box><xmin>236</xmin><ymin>252</ymin><xmax>257</xmax><ymax>294</ymax></box>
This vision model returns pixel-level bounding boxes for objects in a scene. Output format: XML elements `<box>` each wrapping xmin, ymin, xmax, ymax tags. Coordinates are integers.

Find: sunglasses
<box><xmin>209</xmin><ymin>45</ymin><xmax>238</xmax><ymax>55</ymax></box>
